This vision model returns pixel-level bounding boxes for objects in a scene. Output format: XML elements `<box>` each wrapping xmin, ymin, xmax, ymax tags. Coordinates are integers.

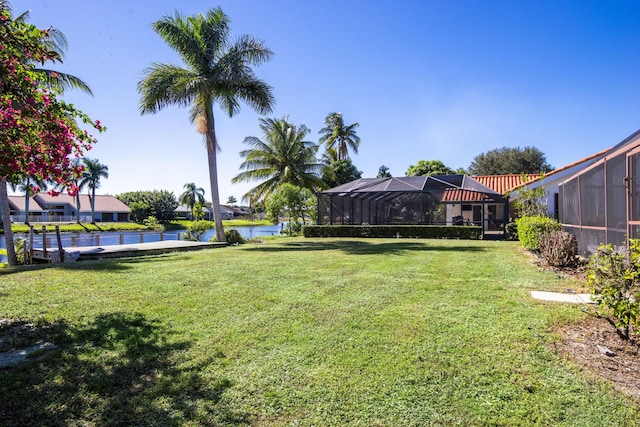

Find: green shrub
<box><xmin>515</xmin><ymin>216</ymin><xmax>560</xmax><ymax>251</ymax></box>
<box><xmin>210</xmin><ymin>229</ymin><xmax>245</xmax><ymax>244</ymax></box>
<box><xmin>225</xmin><ymin>229</ymin><xmax>245</xmax><ymax>245</ymax></box>
<box><xmin>143</xmin><ymin>216</ymin><xmax>164</xmax><ymax>231</ymax></box>
<box><xmin>182</xmin><ymin>221</ymin><xmax>210</xmax><ymax>241</ymax></box>
<box><xmin>587</xmin><ymin>239</ymin><xmax>640</xmax><ymax>339</ymax></box>
<box><xmin>504</xmin><ymin>222</ymin><xmax>518</xmax><ymax>241</ymax></box>
<box><xmin>539</xmin><ymin>230</ymin><xmax>577</xmax><ymax>267</ymax></box>
<box><xmin>302</xmin><ymin>225</ymin><xmax>483</xmax><ymax>240</ymax></box>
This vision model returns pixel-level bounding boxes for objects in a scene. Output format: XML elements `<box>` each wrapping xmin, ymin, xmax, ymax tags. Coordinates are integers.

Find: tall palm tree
<box><xmin>232</xmin><ymin>117</ymin><xmax>325</xmax><ymax>202</ymax></box>
<box><xmin>138</xmin><ymin>7</ymin><xmax>274</xmax><ymax>242</ymax></box>
<box><xmin>79</xmin><ymin>158</ymin><xmax>109</xmax><ymax>224</ymax></box>
<box><xmin>179</xmin><ymin>182</ymin><xmax>205</xmax><ymax>220</ymax></box>
<box><xmin>318</xmin><ymin>112</ymin><xmax>361</xmax><ymax>160</ymax></box>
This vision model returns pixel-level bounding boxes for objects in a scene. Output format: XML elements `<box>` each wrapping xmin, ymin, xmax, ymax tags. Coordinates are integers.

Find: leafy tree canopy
<box><xmin>117</xmin><ymin>190</ymin><xmax>178</xmax><ymax>223</ymax></box>
<box><xmin>0</xmin><ymin>7</ymin><xmax>102</xmax><ymax>187</ymax></box>
<box><xmin>322</xmin><ymin>159</ymin><xmax>363</xmax><ymax>188</ymax></box>
<box><xmin>377</xmin><ymin>165</ymin><xmax>392</xmax><ymax>178</ymax></box>
<box><xmin>405</xmin><ymin>160</ymin><xmax>455</xmax><ymax>177</ymax></box>
<box><xmin>467</xmin><ymin>146</ymin><xmax>553</xmax><ymax>175</ymax></box>
<box><xmin>0</xmin><ymin>2</ymin><xmax>102</xmax><ymax>265</ymax></box>
<box><xmin>265</xmin><ymin>183</ymin><xmax>316</xmax><ymax>235</ymax></box>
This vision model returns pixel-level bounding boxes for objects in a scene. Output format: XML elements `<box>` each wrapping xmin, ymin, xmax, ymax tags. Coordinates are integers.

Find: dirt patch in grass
<box><xmin>0</xmin><ymin>319</ymin><xmax>58</xmax><ymax>368</ymax></box>
<box><xmin>554</xmin><ymin>315</ymin><xmax>640</xmax><ymax>401</ymax></box>
<box><xmin>519</xmin><ymin>246</ymin><xmax>640</xmax><ymax>401</ymax></box>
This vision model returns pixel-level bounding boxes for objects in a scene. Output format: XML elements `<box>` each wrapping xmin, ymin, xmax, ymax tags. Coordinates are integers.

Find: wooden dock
<box><xmin>32</xmin><ymin>240</ymin><xmax>227</xmax><ymax>262</ymax></box>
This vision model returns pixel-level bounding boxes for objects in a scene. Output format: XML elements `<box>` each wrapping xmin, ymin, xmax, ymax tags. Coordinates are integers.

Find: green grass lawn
<box><xmin>0</xmin><ymin>238</ymin><xmax>638</xmax><ymax>425</ymax></box>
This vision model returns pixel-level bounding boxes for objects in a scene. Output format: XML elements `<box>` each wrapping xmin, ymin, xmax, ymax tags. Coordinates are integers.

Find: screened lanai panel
<box><xmin>630</xmin><ymin>152</ymin><xmax>640</xmax><ymax>222</ymax></box>
<box><xmin>390</xmin><ymin>176</ymin><xmax>426</xmax><ymax>190</ymax></box>
<box><xmin>431</xmin><ymin>175</ymin><xmax>464</xmax><ymax>187</ymax></box>
<box><xmin>389</xmin><ymin>193</ymin><xmax>427</xmax><ymax>223</ymax></box>
<box><xmin>560</xmin><ymin>178</ymin><xmax>580</xmax><ymax>226</ymax></box>
<box><xmin>318</xmin><ymin>194</ymin><xmax>331</xmax><ymax>224</ymax></box>
<box><xmin>581</xmin><ymin>228</ymin><xmax>606</xmax><ymax>256</ymax></box>
<box><xmin>331</xmin><ymin>195</ymin><xmax>348</xmax><ymax>224</ymax></box>
<box><xmin>606</xmin><ymin>154</ymin><xmax>626</xmax><ymax>232</ymax></box>
<box><xmin>579</xmin><ymin>163</ymin><xmax>605</xmax><ymax>227</ymax></box>
<box><xmin>608</xmin><ymin>230</ymin><xmax>626</xmax><ymax>247</ymax></box>
<box><xmin>352</xmin><ymin>195</ymin><xmax>363</xmax><ymax>224</ymax></box>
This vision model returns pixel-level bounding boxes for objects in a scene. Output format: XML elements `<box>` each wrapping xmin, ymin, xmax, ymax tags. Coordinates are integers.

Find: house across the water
<box><xmin>2</xmin><ymin>193</ymin><xmax>130</xmax><ymax>223</ymax></box>
<box><xmin>174</xmin><ymin>204</ymin><xmax>251</xmax><ymax>221</ymax></box>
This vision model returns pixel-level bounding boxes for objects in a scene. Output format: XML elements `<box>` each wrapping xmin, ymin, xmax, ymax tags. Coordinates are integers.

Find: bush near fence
<box><xmin>302</xmin><ymin>225</ymin><xmax>483</xmax><ymax>239</ymax></box>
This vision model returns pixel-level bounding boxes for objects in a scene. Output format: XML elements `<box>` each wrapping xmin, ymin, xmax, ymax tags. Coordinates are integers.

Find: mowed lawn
<box><xmin>0</xmin><ymin>238</ymin><xmax>638</xmax><ymax>425</ymax></box>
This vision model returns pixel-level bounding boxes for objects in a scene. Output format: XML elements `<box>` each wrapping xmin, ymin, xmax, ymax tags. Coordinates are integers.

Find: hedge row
<box><xmin>302</xmin><ymin>225</ymin><xmax>483</xmax><ymax>239</ymax></box>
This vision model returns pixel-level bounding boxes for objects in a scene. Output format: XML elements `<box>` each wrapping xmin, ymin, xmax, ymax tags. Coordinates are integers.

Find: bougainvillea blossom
<box><xmin>0</xmin><ymin>7</ymin><xmax>103</xmax><ymax>191</ymax></box>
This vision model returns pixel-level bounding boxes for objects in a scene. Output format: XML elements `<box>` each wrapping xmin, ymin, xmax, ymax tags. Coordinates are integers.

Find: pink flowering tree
<box><xmin>0</xmin><ymin>5</ymin><xmax>103</xmax><ymax>265</ymax></box>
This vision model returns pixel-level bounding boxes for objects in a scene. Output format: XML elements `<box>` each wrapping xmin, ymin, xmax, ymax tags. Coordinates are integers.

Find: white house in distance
<box><xmin>174</xmin><ymin>204</ymin><xmax>251</xmax><ymax>221</ymax></box>
<box><xmin>2</xmin><ymin>193</ymin><xmax>130</xmax><ymax>223</ymax></box>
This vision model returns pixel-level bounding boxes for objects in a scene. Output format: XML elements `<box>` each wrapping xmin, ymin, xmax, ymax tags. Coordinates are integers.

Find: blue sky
<box><xmin>16</xmin><ymin>0</ymin><xmax>640</xmax><ymax>203</ymax></box>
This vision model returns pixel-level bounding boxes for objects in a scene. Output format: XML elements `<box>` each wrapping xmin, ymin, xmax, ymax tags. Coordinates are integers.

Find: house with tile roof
<box><xmin>483</xmin><ymin>149</ymin><xmax>609</xmax><ymax>220</ymax></box>
<box><xmin>2</xmin><ymin>193</ymin><xmax>130</xmax><ymax>223</ymax></box>
<box><xmin>317</xmin><ymin>175</ymin><xmax>508</xmax><ymax>236</ymax></box>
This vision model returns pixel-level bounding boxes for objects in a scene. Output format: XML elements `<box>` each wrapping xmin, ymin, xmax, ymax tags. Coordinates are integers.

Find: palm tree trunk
<box><xmin>24</xmin><ymin>183</ymin><xmax>30</xmax><ymax>225</ymax></box>
<box><xmin>205</xmin><ymin>105</ymin><xmax>226</xmax><ymax>243</ymax></box>
<box><xmin>76</xmin><ymin>193</ymin><xmax>81</xmax><ymax>223</ymax></box>
<box><xmin>90</xmin><ymin>188</ymin><xmax>96</xmax><ymax>224</ymax></box>
<box><xmin>0</xmin><ymin>178</ymin><xmax>18</xmax><ymax>266</ymax></box>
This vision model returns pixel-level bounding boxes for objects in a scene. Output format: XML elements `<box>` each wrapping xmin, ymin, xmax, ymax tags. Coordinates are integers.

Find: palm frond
<box><xmin>230</xmin><ymin>34</ymin><xmax>274</xmax><ymax>66</ymax></box>
<box><xmin>138</xmin><ymin>63</ymin><xmax>197</xmax><ymax>113</ymax></box>
<box><xmin>33</xmin><ymin>69</ymin><xmax>93</xmax><ymax>95</ymax></box>
<box><xmin>153</xmin><ymin>11</ymin><xmax>211</xmax><ymax>71</ymax></box>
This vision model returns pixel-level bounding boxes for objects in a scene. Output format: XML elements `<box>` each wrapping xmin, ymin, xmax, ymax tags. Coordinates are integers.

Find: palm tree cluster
<box><xmin>233</xmin><ymin>112</ymin><xmax>362</xmax><ymax>204</ymax></box>
<box><xmin>137</xmin><ymin>6</ymin><xmax>364</xmax><ymax>230</ymax></box>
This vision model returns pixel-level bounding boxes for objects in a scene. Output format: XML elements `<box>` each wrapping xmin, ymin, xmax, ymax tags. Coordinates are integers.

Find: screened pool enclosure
<box><xmin>559</xmin><ymin>130</ymin><xmax>640</xmax><ymax>255</ymax></box>
<box><xmin>317</xmin><ymin>175</ymin><xmax>508</xmax><ymax>235</ymax></box>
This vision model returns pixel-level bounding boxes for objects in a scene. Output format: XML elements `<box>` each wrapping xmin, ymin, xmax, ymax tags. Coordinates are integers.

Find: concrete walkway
<box><xmin>530</xmin><ymin>291</ymin><xmax>596</xmax><ymax>304</ymax></box>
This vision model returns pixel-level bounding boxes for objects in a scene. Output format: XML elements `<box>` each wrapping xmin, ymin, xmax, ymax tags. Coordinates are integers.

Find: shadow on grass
<box><xmin>242</xmin><ymin>239</ymin><xmax>485</xmax><ymax>255</ymax></box>
<box><xmin>0</xmin><ymin>253</ymin><xmax>196</xmax><ymax>276</ymax></box>
<box><xmin>57</xmin><ymin>253</ymin><xmax>195</xmax><ymax>272</ymax></box>
<box><xmin>0</xmin><ymin>312</ymin><xmax>246</xmax><ymax>426</ymax></box>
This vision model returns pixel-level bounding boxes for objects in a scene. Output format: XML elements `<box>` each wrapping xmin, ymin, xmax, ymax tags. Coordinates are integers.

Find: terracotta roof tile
<box><xmin>441</xmin><ymin>189</ymin><xmax>493</xmax><ymax>202</ymax></box>
<box><xmin>472</xmin><ymin>174</ymin><xmax>540</xmax><ymax>195</ymax></box>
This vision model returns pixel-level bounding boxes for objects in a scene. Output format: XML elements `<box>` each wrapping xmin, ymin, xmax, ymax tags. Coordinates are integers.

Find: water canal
<box><xmin>0</xmin><ymin>223</ymin><xmax>283</xmax><ymax>260</ymax></box>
